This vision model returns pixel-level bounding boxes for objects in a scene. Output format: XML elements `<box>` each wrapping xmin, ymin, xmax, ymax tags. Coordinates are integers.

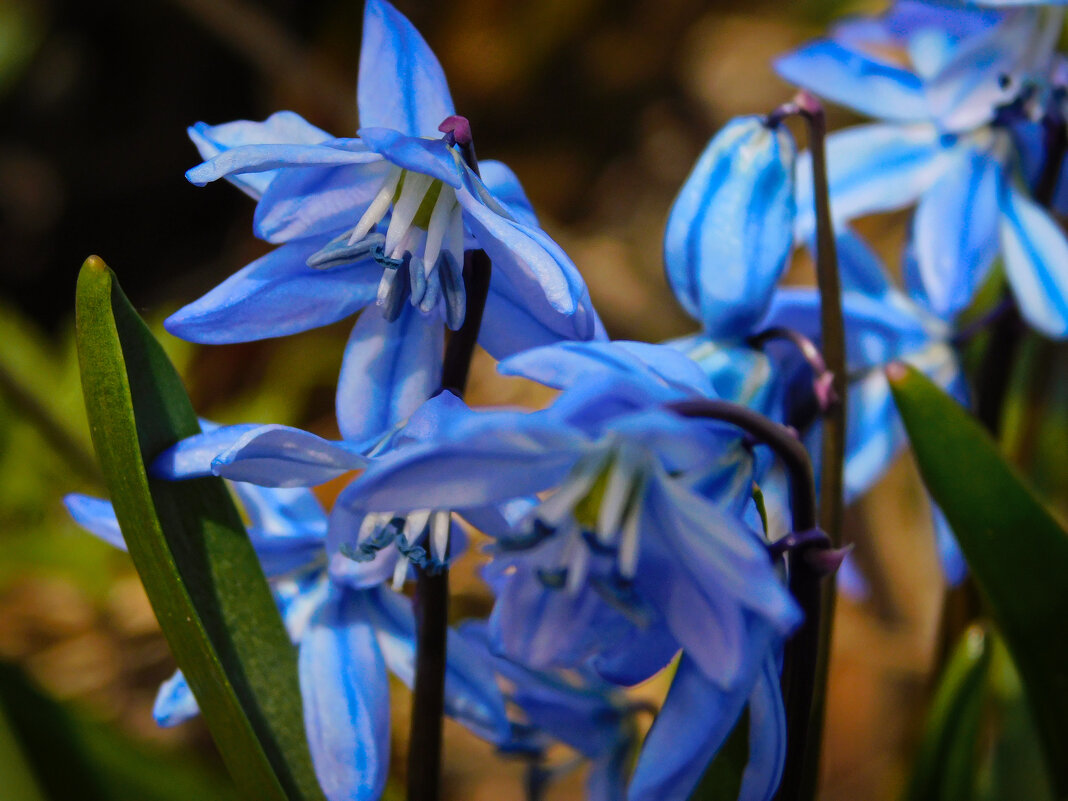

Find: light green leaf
<box><xmin>75</xmin><ymin>256</ymin><xmax>325</xmax><ymax>801</ymax></box>
<box><xmin>903</xmin><ymin>624</ymin><xmax>991</xmax><ymax>801</ymax></box>
<box><xmin>888</xmin><ymin>363</ymin><xmax>1068</xmax><ymax>799</ymax></box>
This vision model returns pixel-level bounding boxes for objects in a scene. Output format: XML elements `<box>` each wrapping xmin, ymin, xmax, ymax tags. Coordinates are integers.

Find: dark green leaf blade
<box><xmin>887</xmin><ymin>363</ymin><xmax>1068</xmax><ymax>799</ymax></box>
<box><xmin>903</xmin><ymin>624</ymin><xmax>991</xmax><ymax>801</ymax></box>
<box><xmin>75</xmin><ymin>256</ymin><xmax>324</xmax><ymax>801</ymax></box>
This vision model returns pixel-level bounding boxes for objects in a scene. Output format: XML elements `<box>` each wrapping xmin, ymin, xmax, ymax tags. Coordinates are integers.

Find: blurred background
<box><xmin>0</xmin><ymin>0</ymin><xmax>1051</xmax><ymax>798</ymax></box>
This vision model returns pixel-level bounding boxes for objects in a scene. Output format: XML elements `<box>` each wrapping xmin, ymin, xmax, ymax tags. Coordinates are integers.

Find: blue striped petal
<box><xmin>664</xmin><ymin>116</ymin><xmax>796</xmax><ymax>338</ymax></box>
<box><xmin>912</xmin><ymin>144</ymin><xmax>1001</xmax><ymax>319</ymax></box>
<box><xmin>64</xmin><ymin>494</ymin><xmax>124</xmax><ymax>551</ymax></box>
<box><xmin>795</xmin><ymin>123</ymin><xmax>950</xmax><ymax>240</ymax></box>
<box><xmin>164</xmin><ymin>237</ymin><xmax>379</xmax><ymax>344</ymax></box>
<box><xmin>150</xmin><ymin>424</ymin><xmax>263</xmax><ymax>479</ymax></box>
<box><xmin>479</xmin><ymin>159</ymin><xmax>539</xmax><ymax>228</ymax></box>
<box><xmin>738</xmin><ymin>654</ymin><xmax>787</xmax><ymax>801</ymax></box>
<box><xmin>336</xmin><ymin>304</ymin><xmax>444</xmax><ymax>443</ymax></box>
<box><xmin>187</xmin><ymin>111</ymin><xmax>332</xmax><ymax>199</ymax></box>
<box><xmin>357</xmin><ymin>0</ymin><xmax>455</xmax><ymax>138</ymax></box>
<box><xmin>1000</xmin><ymin>183</ymin><xmax>1068</xmax><ymax>338</ymax></box>
<box><xmin>153</xmin><ymin>671</ymin><xmax>200</xmax><ymax>727</ymax></box>
<box><xmin>299</xmin><ymin>589</ymin><xmax>390</xmax><ymax>801</ymax></box>
<box><xmin>775</xmin><ymin>40</ymin><xmax>927</xmax><ymax>121</ymax></box>
<box><xmin>210</xmin><ymin>425</ymin><xmax>368</xmax><ymax>487</ymax></box>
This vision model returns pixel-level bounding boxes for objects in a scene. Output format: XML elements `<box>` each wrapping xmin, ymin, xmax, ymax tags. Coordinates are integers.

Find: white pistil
<box><xmin>392</xmin><ymin>554</ymin><xmax>410</xmax><ymax>590</ymax></box>
<box><xmin>423</xmin><ymin>188</ymin><xmax>457</xmax><ymax>277</ymax></box>
<box><xmin>385</xmin><ymin>171</ymin><xmax>434</xmax><ymax>255</ymax></box>
<box><xmin>596</xmin><ymin>445</ymin><xmax>640</xmax><ymax>545</ymax></box>
<box><xmin>618</xmin><ymin>502</ymin><xmax>642</xmax><ymax>579</ymax></box>
<box><xmin>351</xmin><ymin>167</ymin><xmax>402</xmax><ymax>245</ymax></box>
<box><xmin>429</xmin><ymin>510</ymin><xmax>451</xmax><ymax>563</ymax></box>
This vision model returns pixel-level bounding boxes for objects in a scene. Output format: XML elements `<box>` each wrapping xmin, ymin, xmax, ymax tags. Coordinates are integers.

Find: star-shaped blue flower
<box><xmin>778</xmin><ymin>2</ymin><xmax>1068</xmax><ymax>336</ymax></box>
<box><xmin>167</xmin><ymin>0</ymin><xmax>603</xmax><ymax>443</ymax></box>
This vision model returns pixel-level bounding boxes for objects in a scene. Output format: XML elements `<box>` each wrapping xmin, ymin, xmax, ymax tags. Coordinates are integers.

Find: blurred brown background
<box><xmin>0</xmin><ymin>0</ymin><xmax>956</xmax><ymax>798</ymax></box>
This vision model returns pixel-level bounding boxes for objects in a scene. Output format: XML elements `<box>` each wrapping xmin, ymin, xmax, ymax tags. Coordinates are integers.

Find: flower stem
<box><xmin>669</xmin><ymin>399</ymin><xmax>838</xmax><ymax>799</ymax></box>
<box><xmin>407</xmin><ymin>126</ymin><xmax>492</xmax><ymax>801</ymax></box>
<box><xmin>784</xmin><ymin>91</ymin><xmax>847</xmax><ymax>801</ymax></box>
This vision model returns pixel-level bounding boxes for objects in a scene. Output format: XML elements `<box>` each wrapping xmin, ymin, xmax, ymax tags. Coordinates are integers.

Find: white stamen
<box><xmin>618</xmin><ymin>501</ymin><xmax>642</xmax><ymax>579</ymax></box>
<box><xmin>385</xmin><ymin>171</ymin><xmax>434</xmax><ymax>255</ymax></box>
<box><xmin>403</xmin><ymin>509</ymin><xmax>433</xmax><ymax>545</ymax></box>
<box><xmin>596</xmin><ymin>446</ymin><xmax>640</xmax><ymax>544</ymax></box>
<box><xmin>429</xmin><ymin>510</ymin><xmax>451</xmax><ymax>562</ymax></box>
<box><xmin>392</xmin><ymin>554</ymin><xmax>410</xmax><ymax>590</ymax></box>
<box><xmin>423</xmin><ymin>190</ymin><xmax>457</xmax><ymax>276</ymax></box>
<box><xmin>350</xmin><ymin>167</ymin><xmax>402</xmax><ymax>245</ymax></box>
<box><xmin>444</xmin><ymin>203</ymin><xmax>465</xmax><ymax>269</ymax></box>
<box><xmin>537</xmin><ymin>451</ymin><xmax>612</xmax><ymax>527</ymax></box>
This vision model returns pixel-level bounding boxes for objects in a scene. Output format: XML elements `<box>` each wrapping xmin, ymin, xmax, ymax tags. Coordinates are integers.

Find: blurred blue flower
<box><xmin>167</xmin><ymin>0</ymin><xmax>603</xmax><ymax>443</ymax></box>
<box><xmin>761</xmin><ymin>227</ymin><xmax>969</xmax><ymax>584</ymax></box>
<box><xmin>778</xmin><ymin>2</ymin><xmax>1068</xmax><ymax>336</ymax></box>
<box><xmin>65</xmin><ymin>474</ymin><xmax>508</xmax><ymax>801</ymax></box>
<box><xmin>334</xmin><ymin>353</ymin><xmax>801</xmax><ymax>800</ymax></box>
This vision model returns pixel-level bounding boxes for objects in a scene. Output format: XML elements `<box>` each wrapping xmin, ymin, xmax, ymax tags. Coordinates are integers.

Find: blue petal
<box><xmin>188</xmin><ymin>111</ymin><xmax>332</xmax><ymax>199</ymax></box>
<box><xmin>341</xmin><ymin>410</ymin><xmax>581</xmax><ymax>513</ymax></box>
<box><xmin>358</xmin><ymin>128</ymin><xmax>462</xmax><ymax>187</ymax></box>
<box><xmin>1000</xmin><ymin>183</ymin><xmax>1068</xmax><ymax>338</ymax></box>
<box><xmin>64</xmin><ymin>494</ymin><xmax>124</xmax><ymax>550</ymax></box>
<box><xmin>587</xmin><ymin>744</ymin><xmax>632</xmax><ymax>801</ymax></box>
<box><xmin>638</xmin><ymin>477</ymin><xmax>799</xmax><ymax>687</ymax></box>
<box><xmin>795</xmin><ymin>123</ymin><xmax>951</xmax><ymax>240</ymax></box>
<box><xmin>775</xmin><ymin>40</ymin><xmax>927</xmax><ymax>122</ymax></box>
<box><xmin>186</xmin><ymin>141</ymin><xmax>380</xmax><ymax>186</ymax></box>
<box><xmin>153</xmin><ymin>670</ymin><xmax>200</xmax><ymax>727</ymax></box>
<box><xmin>931</xmin><ymin>501</ymin><xmax>967</xmax><ymax>586</ymax></box>
<box><xmin>336</xmin><ymin>304</ymin><xmax>444</xmax><ymax>443</ymax></box>
<box><xmin>831</xmin><ymin>227</ymin><xmax>893</xmax><ymax>299</ymax></box>
<box><xmin>912</xmin><ymin>145</ymin><xmax>1001</xmax><ymax>319</ymax></box>
<box><xmin>843</xmin><ymin>369</ymin><xmax>906</xmax><ymax>500</ymax></box>
<box><xmin>164</xmin><ymin>237</ymin><xmax>379</xmax><ymax>344</ymax></box>
<box><xmin>455</xmin><ymin>170</ymin><xmax>602</xmax><ymax>348</ymax></box>
<box><xmin>299</xmin><ymin>588</ymin><xmax>391</xmax><ymax>801</ymax></box>
<box><xmin>479</xmin><ymin>160</ymin><xmax>539</xmax><ymax>228</ymax></box>
<box><xmin>664</xmin><ymin>116</ymin><xmax>796</xmax><ymax>338</ymax></box>
<box><xmin>362</xmin><ymin>588</ymin><xmax>511</xmax><ymax>743</ymax></box>
<box><xmin>669</xmin><ymin>336</ymin><xmax>779</xmax><ymax>414</ymax></box>
<box><xmin>209</xmin><ymin>425</ymin><xmax>368</xmax><ymax>487</ymax></box>
<box><xmin>357</xmin><ymin>0</ymin><xmax>455</xmax><ymax>138</ymax></box>
<box><xmin>253</xmin><ymin>161</ymin><xmax>394</xmax><ymax>243</ymax></box>
<box><xmin>230</xmin><ymin>484</ymin><xmax>328</xmax><ymax>537</ymax></box>
<box><xmin>627</xmin><ymin>655</ymin><xmax>753</xmax><ymax>801</ymax></box>
<box><xmin>498</xmin><ymin>341</ymin><xmax>712</xmax><ymax>397</ymax></box>
<box><xmin>738</xmin><ymin>655</ymin><xmax>787</xmax><ymax>801</ymax></box>
<box><xmin>924</xmin><ymin>12</ymin><xmax>1048</xmax><ymax>133</ymax></box>
<box><xmin>150</xmin><ymin>424</ymin><xmax>264</xmax><ymax>479</ymax></box>
<box><xmin>477</xmin><ymin>279</ymin><xmax>606</xmax><ymax>360</ymax></box>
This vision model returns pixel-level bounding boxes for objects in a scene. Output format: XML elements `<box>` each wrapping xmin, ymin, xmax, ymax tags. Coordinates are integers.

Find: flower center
<box><xmin>307</xmin><ymin>165</ymin><xmax>467</xmax><ymax>329</ymax></box>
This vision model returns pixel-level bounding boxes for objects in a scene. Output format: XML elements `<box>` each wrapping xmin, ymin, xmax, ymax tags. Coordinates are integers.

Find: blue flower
<box><xmin>65</xmin><ymin>473</ymin><xmax>509</xmax><ymax>801</ymax></box>
<box><xmin>761</xmin><ymin>227</ymin><xmax>969</xmax><ymax>584</ymax></box>
<box><xmin>777</xmin><ymin>2</ymin><xmax>1068</xmax><ymax>336</ymax></box>
<box><xmin>332</xmin><ymin>358</ymin><xmax>801</xmax><ymax>800</ymax></box>
<box><xmin>167</xmin><ymin>0</ymin><xmax>603</xmax><ymax>442</ymax></box>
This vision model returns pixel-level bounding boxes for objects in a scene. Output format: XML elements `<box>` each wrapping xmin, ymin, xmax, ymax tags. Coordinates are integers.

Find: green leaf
<box><xmin>887</xmin><ymin>363</ymin><xmax>1068</xmax><ymax>799</ymax></box>
<box><xmin>0</xmin><ymin>660</ymin><xmax>237</xmax><ymax>801</ymax></box>
<box><xmin>75</xmin><ymin>256</ymin><xmax>324</xmax><ymax>801</ymax></box>
<box><xmin>689</xmin><ymin>710</ymin><xmax>749</xmax><ymax>801</ymax></box>
<box><xmin>903</xmin><ymin>624</ymin><xmax>992</xmax><ymax>801</ymax></box>
<box><xmin>0</xmin><ymin>694</ymin><xmax>46</xmax><ymax>801</ymax></box>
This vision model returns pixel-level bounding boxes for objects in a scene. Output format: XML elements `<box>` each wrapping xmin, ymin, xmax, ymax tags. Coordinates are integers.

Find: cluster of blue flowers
<box><xmin>67</xmin><ymin>1</ymin><xmax>1068</xmax><ymax>799</ymax></box>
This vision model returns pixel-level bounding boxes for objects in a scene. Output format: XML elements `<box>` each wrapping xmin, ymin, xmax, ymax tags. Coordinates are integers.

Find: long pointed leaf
<box><xmin>903</xmin><ymin>623</ymin><xmax>992</xmax><ymax>801</ymax></box>
<box><xmin>887</xmin><ymin>363</ymin><xmax>1068</xmax><ymax>799</ymax></box>
<box><xmin>75</xmin><ymin>256</ymin><xmax>324</xmax><ymax>801</ymax></box>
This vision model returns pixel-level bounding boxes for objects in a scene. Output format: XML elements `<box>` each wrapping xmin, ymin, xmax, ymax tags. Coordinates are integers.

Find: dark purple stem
<box><xmin>407</xmin><ymin>119</ymin><xmax>491</xmax><ymax>801</ymax></box>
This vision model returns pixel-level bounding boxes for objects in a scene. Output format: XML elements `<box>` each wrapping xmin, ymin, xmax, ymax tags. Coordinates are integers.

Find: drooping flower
<box><xmin>329</xmin><ymin>353</ymin><xmax>802</xmax><ymax>801</ymax></box>
<box><xmin>167</xmin><ymin>0</ymin><xmax>603</xmax><ymax>443</ymax></box>
<box><xmin>777</xmin><ymin>1</ymin><xmax>1068</xmax><ymax>336</ymax></box>
<box><xmin>65</xmin><ymin>474</ymin><xmax>509</xmax><ymax>801</ymax></box>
